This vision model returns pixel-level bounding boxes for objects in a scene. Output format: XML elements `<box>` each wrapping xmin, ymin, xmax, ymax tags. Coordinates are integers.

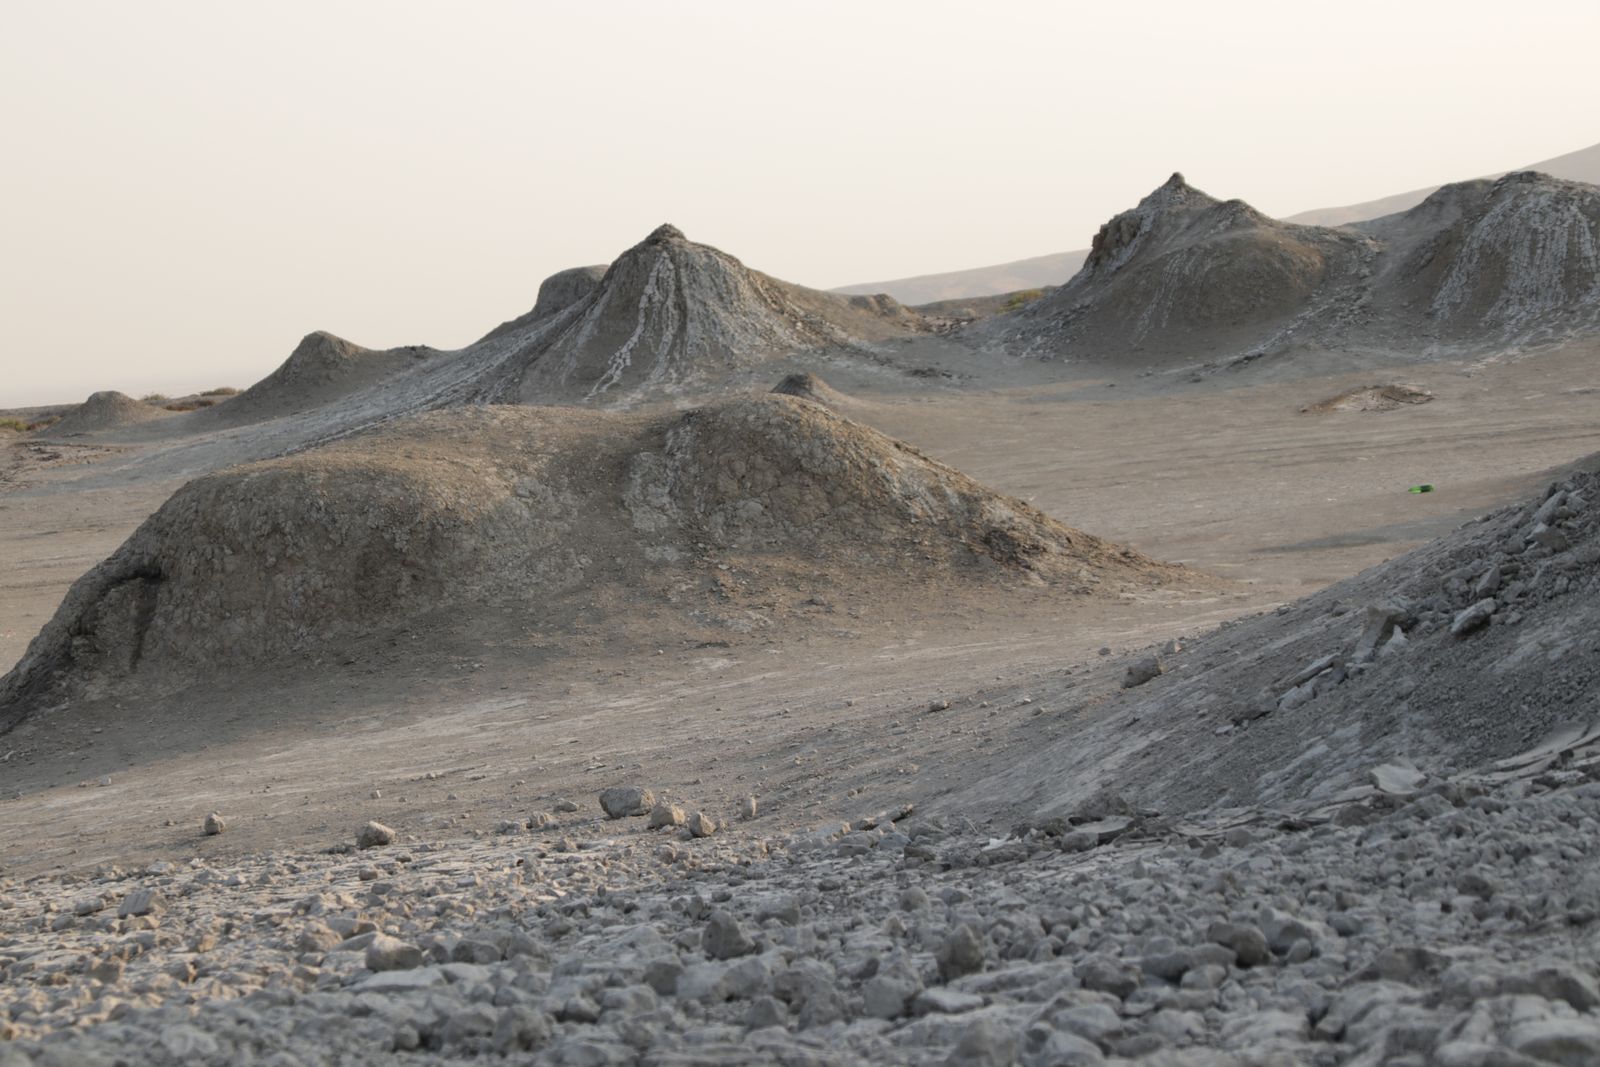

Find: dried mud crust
<box><xmin>0</xmin><ymin>396</ymin><xmax>1200</xmax><ymax>724</ymax></box>
<box><xmin>1299</xmin><ymin>383</ymin><xmax>1433</xmax><ymax>414</ymax></box>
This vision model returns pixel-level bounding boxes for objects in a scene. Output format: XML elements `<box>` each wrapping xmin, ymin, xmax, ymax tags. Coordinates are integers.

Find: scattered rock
<box><xmin>599</xmin><ymin>786</ymin><xmax>654</xmax><ymax>819</ymax></box>
<box><xmin>647</xmin><ymin>802</ymin><xmax>685</xmax><ymax>829</ymax></box>
<box><xmin>117</xmin><ymin>888</ymin><xmax>164</xmax><ymax>918</ymax></box>
<box><xmin>1450</xmin><ymin>598</ymin><xmax>1497</xmax><ymax>636</ymax></box>
<box><xmin>365</xmin><ymin>934</ymin><xmax>424</xmax><ymax>972</ymax></box>
<box><xmin>702</xmin><ymin>911</ymin><xmax>756</xmax><ymax>960</ymax></box>
<box><xmin>1122</xmin><ymin>656</ymin><xmax>1163</xmax><ymax>688</ymax></box>
<box><xmin>201</xmin><ymin>812</ymin><xmax>226</xmax><ymax>836</ymax></box>
<box><xmin>936</xmin><ymin>924</ymin><xmax>985</xmax><ymax>981</ymax></box>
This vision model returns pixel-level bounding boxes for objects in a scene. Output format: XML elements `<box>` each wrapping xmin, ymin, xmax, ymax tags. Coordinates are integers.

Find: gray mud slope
<box><xmin>950</xmin><ymin>457</ymin><xmax>1600</xmax><ymax>825</ymax></box>
<box><xmin>0</xmin><ymin>395</ymin><xmax>1192</xmax><ymax>726</ymax></box>
<box><xmin>464</xmin><ymin>225</ymin><xmax>930</xmax><ymax>404</ymax></box>
<box><xmin>976</xmin><ymin>170</ymin><xmax>1600</xmax><ymax>370</ymax></box>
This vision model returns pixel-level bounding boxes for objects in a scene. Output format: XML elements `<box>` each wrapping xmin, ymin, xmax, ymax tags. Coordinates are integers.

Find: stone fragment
<box><xmin>1077</xmin><ymin>954</ymin><xmax>1140</xmax><ymax>999</ymax></box>
<box><xmin>1451</xmin><ymin>598</ymin><xmax>1497</xmax><ymax>636</ymax></box>
<box><xmin>202</xmin><ymin>812</ymin><xmax>226</xmax><ymax>836</ymax></box>
<box><xmin>863</xmin><ymin>973</ymin><xmax>921</xmax><ymax>1019</ymax></box>
<box><xmin>298</xmin><ymin>922</ymin><xmax>342</xmax><ymax>954</ymax></box>
<box><xmin>1502</xmin><ymin>964</ymin><xmax>1600</xmax><ymax>1012</ymax></box>
<box><xmin>357</xmin><ymin>821</ymin><xmax>397</xmax><ymax>848</ymax></box>
<box><xmin>1207</xmin><ymin>921</ymin><xmax>1269</xmax><ymax>967</ymax></box>
<box><xmin>87</xmin><ymin>957</ymin><xmax>124</xmax><ymax>983</ymax></box>
<box><xmin>936</xmin><ymin>924</ymin><xmax>985</xmax><ymax>981</ymax></box>
<box><xmin>643</xmin><ymin>957</ymin><xmax>684</xmax><ymax>995</ymax></box>
<box><xmin>1353</xmin><ymin>601</ymin><xmax>1406</xmax><ymax>662</ymax></box>
<box><xmin>648</xmin><ymin>802</ymin><xmax>686</xmax><ymax>829</ymax></box>
<box><xmin>745</xmin><ymin>996</ymin><xmax>787</xmax><ymax>1028</ymax></box>
<box><xmin>1507</xmin><ymin>1018</ymin><xmax>1600</xmax><ymax>1065</ymax></box>
<box><xmin>740</xmin><ymin>795</ymin><xmax>758</xmax><ymax>820</ymax></box>
<box><xmin>915</xmin><ymin>988</ymin><xmax>985</xmax><ymax>1015</ymax></box>
<box><xmin>1473</xmin><ymin>565</ymin><xmax>1502</xmax><ymax>598</ymax></box>
<box><xmin>687</xmin><ymin>811</ymin><xmax>718</xmax><ymax>838</ymax></box>
<box><xmin>703</xmin><ymin>910</ymin><xmax>755</xmax><ymax>960</ymax></box>
<box><xmin>599</xmin><ymin>785</ymin><xmax>654</xmax><ymax>818</ymax></box>
<box><xmin>1123</xmin><ymin>656</ymin><xmax>1163</xmax><ymax>688</ymax></box>
<box><xmin>117</xmin><ymin>888</ymin><xmax>165</xmax><ymax>918</ymax></box>
<box><xmin>366</xmin><ymin>934</ymin><xmax>424</xmax><ymax>971</ymax></box>
<box><xmin>944</xmin><ymin>1017</ymin><xmax>1018</xmax><ymax>1065</ymax></box>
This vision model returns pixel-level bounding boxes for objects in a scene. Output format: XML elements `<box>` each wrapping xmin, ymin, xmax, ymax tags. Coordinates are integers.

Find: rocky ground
<box><xmin>3</xmin><ymin>745</ymin><xmax>1599</xmax><ymax>1066</ymax></box>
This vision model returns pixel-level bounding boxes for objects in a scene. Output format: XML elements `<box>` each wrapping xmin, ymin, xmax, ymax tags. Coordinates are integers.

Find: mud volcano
<box><xmin>42</xmin><ymin>391</ymin><xmax>172</xmax><ymax>436</ymax></box>
<box><xmin>980</xmin><ymin>169</ymin><xmax>1600</xmax><ymax>365</ymax></box>
<box><xmin>0</xmin><ymin>396</ymin><xmax>1188</xmax><ymax>723</ymax></box>
<box><xmin>470</xmin><ymin>225</ymin><xmax>928</xmax><ymax>403</ymax></box>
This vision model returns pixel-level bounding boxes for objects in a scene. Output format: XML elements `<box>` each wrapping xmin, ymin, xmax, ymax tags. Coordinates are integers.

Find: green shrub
<box><xmin>140</xmin><ymin>393</ymin><xmax>170</xmax><ymax>405</ymax></box>
<box><xmin>1001</xmin><ymin>289</ymin><xmax>1045</xmax><ymax>312</ymax></box>
<box><xmin>201</xmin><ymin>386</ymin><xmax>240</xmax><ymax>396</ymax></box>
<box><xmin>0</xmin><ymin>417</ymin><xmax>26</xmax><ymax>433</ymax></box>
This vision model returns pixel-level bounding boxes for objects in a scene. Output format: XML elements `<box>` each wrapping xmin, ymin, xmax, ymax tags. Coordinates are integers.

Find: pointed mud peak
<box><xmin>1083</xmin><ymin>173</ymin><xmax>1226</xmax><ymax>273</ymax></box>
<box><xmin>273</xmin><ymin>331</ymin><xmax>370</xmax><ymax>385</ymax></box>
<box><xmin>288</xmin><ymin>330</ymin><xmax>366</xmax><ymax>362</ymax></box>
<box><xmin>988</xmin><ymin>172</ymin><xmax>1375</xmax><ymax>364</ymax></box>
<box><xmin>472</xmin><ymin>228</ymin><xmax>927</xmax><ymax>403</ymax></box>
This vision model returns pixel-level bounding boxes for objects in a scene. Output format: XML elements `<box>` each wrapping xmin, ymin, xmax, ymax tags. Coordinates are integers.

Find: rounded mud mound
<box><xmin>1300</xmin><ymin>383</ymin><xmax>1434</xmax><ymax>413</ymax></box>
<box><xmin>1</xmin><ymin>398</ymin><xmax>1192</xmax><ymax>721</ymax></box>
<box><xmin>626</xmin><ymin>397</ymin><xmax>1160</xmax><ymax>576</ymax></box>
<box><xmin>43</xmin><ymin>392</ymin><xmax>171</xmax><ymax>436</ymax></box>
<box><xmin>188</xmin><ymin>332</ymin><xmax>440</xmax><ymax>428</ymax></box>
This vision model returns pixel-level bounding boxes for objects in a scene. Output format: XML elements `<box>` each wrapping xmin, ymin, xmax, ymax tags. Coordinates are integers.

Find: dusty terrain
<box><xmin>4</xmin><ymin>340</ymin><xmax>1598</xmax><ymax>873</ymax></box>
<box><xmin>4</xmin><ymin>178</ymin><xmax>1600</xmax><ymax>1064</ymax></box>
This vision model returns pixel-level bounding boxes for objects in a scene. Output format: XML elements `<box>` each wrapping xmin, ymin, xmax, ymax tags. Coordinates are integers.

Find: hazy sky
<box><xmin>4</xmin><ymin>1</ymin><xmax>1597</xmax><ymax>405</ymax></box>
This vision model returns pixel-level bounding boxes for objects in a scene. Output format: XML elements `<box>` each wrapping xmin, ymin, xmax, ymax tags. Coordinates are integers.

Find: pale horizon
<box><xmin>4</xmin><ymin>0</ymin><xmax>1598</xmax><ymax>406</ymax></box>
